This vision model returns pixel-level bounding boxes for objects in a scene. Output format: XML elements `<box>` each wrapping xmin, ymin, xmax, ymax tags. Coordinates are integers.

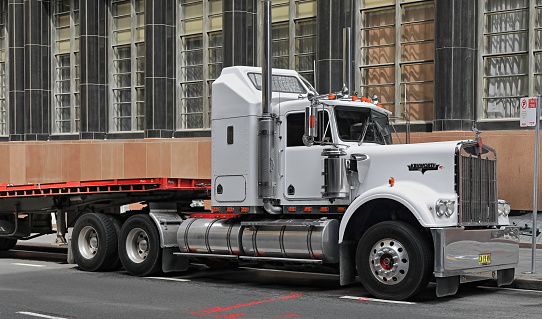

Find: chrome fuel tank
<box><xmin>177</xmin><ymin>218</ymin><xmax>242</xmax><ymax>255</ymax></box>
<box><xmin>241</xmin><ymin>219</ymin><xmax>339</xmax><ymax>263</ymax></box>
<box><xmin>176</xmin><ymin>218</ymin><xmax>339</xmax><ymax>263</ymax></box>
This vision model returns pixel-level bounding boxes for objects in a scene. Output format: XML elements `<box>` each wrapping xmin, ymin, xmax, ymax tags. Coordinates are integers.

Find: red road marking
<box><xmin>189</xmin><ymin>293</ymin><xmax>303</xmax><ymax>318</ymax></box>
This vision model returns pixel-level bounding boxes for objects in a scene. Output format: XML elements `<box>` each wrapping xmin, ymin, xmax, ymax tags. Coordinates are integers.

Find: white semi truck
<box><xmin>0</xmin><ymin>0</ymin><xmax>518</xmax><ymax>300</ymax></box>
<box><xmin>0</xmin><ymin>64</ymin><xmax>518</xmax><ymax>300</ymax></box>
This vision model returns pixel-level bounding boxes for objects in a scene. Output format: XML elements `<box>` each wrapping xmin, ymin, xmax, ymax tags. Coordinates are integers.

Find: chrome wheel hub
<box><xmin>78</xmin><ymin>226</ymin><xmax>99</xmax><ymax>259</ymax></box>
<box><xmin>126</xmin><ymin>228</ymin><xmax>149</xmax><ymax>264</ymax></box>
<box><xmin>369</xmin><ymin>238</ymin><xmax>409</xmax><ymax>285</ymax></box>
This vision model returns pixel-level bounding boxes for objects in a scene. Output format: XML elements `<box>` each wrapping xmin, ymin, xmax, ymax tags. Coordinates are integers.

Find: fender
<box><xmin>339</xmin><ymin>181</ymin><xmax>457</xmax><ymax>243</ymax></box>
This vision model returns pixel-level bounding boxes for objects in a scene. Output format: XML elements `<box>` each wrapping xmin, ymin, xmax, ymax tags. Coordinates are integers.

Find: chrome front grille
<box><xmin>458</xmin><ymin>143</ymin><xmax>498</xmax><ymax>226</ymax></box>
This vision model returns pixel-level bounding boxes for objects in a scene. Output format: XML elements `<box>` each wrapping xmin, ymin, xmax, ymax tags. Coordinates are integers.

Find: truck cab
<box><xmin>209</xmin><ymin>66</ymin><xmax>519</xmax><ymax>300</ymax></box>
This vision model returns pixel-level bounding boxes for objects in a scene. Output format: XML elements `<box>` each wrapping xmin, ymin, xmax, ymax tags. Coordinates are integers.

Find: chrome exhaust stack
<box><xmin>258</xmin><ymin>0</ymin><xmax>281</xmax><ymax>214</ymax></box>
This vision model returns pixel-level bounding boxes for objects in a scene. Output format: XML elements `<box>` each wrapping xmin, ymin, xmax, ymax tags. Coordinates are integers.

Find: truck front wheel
<box><xmin>0</xmin><ymin>238</ymin><xmax>17</xmax><ymax>251</ymax></box>
<box><xmin>118</xmin><ymin>215</ymin><xmax>162</xmax><ymax>276</ymax></box>
<box><xmin>356</xmin><ymin>221</ymin><xmax>433</xmax><ymax>300</ymax></box>
<box><xmin>72</xmin><ymin>213</ymin><xmax>120</xmax><ymax>271</ymax></box>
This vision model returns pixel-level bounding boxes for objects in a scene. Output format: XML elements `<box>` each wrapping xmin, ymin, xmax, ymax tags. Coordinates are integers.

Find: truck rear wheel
<box><xmin>72</xmin><ymin>213</ymin><xmax>120</xmax><ymax>271</ymax></box>
<box><xmin>356</xmin><ymin>221</ymin><xmax>432</xmax><ymax>300</ymax></box>
<box><xmin>0</xmin><ymin>238</ymin><xmax>17</xmax><ymax>251</ymax></box>
<box><xmin>118</xmin><ymin>214</ymin><xmax>162</xmax><ymax>276</ymax></box>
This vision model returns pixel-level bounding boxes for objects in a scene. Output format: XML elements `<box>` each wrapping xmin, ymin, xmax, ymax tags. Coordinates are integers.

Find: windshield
<box><xmin>335</xmin><ymin>106</ymin><xmax>392</xmax><ymax>145</ymax></box>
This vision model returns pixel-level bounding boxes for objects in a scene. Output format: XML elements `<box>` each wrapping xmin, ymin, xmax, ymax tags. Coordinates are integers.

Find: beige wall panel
<box><xmin>198</xmin><ymin>140</ymin><xmax>212</xmax><ymax>179</ymax></box>
<box><xmin>80</xmin><ymin>143</ymin><xmax>102</xmax><ymax>181</ymax></box>
<box><xmin>101</xmin><ymin>142</ymin><xmax>124</xmax><ymax>179</ymax></box>
<box><xmin>146</xmin><ymin>141</ymin><xmax>163</xmax><ymax>178</ymax></box>
<box><xmin>9</xmin><ymin>144</ymin><xmax>26</xmax><ymax>185</ymax></box>
<box><xmin>124</xmin><ymin>142</ymin><xmax>147</xmax><ymax>179</ymax></box>
<box><xmin>0</xmin><ymin>144</ymin><xmax>10</xmax><ymax>182</ymax></box>
<box><xmin>61</xmin><ymin>143</ymin><xmax>81</xmax><ymax>182</ymax></box>
<box><xmin>26</xmin><ymin>144</ymin><xmax>45</xmax><ymax>184</ymax></box>
<box><xmin>160</xmin><ymin>141</ymin><xmax>173</xmax><ymax>178</ymax></box>
<box><xmin>170</xmin><ymin>140</ymin><xmax>200</xmax><ymax>178</ymax></box>
<box><xmin>43</xmin><ymin>143</ymin><xmax>63</xmax><ymax>183</ymax></box>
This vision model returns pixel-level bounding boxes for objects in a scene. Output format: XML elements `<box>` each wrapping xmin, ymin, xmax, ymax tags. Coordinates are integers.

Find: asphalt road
<box><xmin>1</xmin><ymin>248</ymin><xmax>542</xmax><ymax>319</ymax></box>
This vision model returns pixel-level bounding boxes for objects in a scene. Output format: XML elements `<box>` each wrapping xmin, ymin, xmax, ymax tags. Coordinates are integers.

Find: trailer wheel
<box><xmin>0</xmin><ymin>238</ymin><xmax>17</xmax><ymax>251</ymax></box>
<box><xmin>72</xmin><ymin>213</ymin><xmax>119</xmax><ymax>271</ymax></box>
<box><xmin>118</xmin><ymin>215</ymin><xmax>162</xmax><ymax>276</ymax></box>
<box><xmin>356</xmin><ymin>221</ymin><xmax>432</xmax><ymax>300</ymax></box>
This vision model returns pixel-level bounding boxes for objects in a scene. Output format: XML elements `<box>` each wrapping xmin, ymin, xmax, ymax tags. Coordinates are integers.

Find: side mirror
<box><xmin>303</xmin><ymin>103</ymin><xmax>318</xmax><ymax>146</ymax></box>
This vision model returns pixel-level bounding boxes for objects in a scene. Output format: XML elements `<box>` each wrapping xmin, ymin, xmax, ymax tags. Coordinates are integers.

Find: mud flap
<box><xmin>339</xmin><ymin>241</ymin><xmax>356</xmax><ymax>286</ymax></box>
<box><xmin>436</xmin><ymin>276</ymin><xmax>459</xmax><ymax>297</ymax></box>
<box><xmin>497</xmin><ymin>268</ymin><xmax>515</xmax><ymax>286</ymax></box>
<box><xmin>162</xmin><ymin>247</ymin><xmax>189</xmax><ymax>273</ymax></box>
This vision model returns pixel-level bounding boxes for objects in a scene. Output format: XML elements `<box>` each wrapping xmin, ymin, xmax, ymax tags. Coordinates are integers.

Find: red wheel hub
<box><xmin>380</xmin><ymin>253</ymin><xmax>394</xmax><ymax>270</ymax></box>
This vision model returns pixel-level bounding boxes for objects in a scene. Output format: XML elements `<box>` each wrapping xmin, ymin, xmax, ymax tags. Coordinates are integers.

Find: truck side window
<box><xmin>286</xmin><ymin>111</ymin><xmax>332</xmax><ymax>147</ymax></box>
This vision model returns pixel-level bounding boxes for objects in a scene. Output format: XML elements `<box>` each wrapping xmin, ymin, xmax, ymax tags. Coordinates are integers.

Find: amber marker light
<box><xmin>328</xmin><ymin>94</ymin><xmax>336</xmax><ymax>99</ymax></box>
<box><xmin>389</xmin><ymin>177</ymin><xmax>395</xmax><ymax>187</ymax></box>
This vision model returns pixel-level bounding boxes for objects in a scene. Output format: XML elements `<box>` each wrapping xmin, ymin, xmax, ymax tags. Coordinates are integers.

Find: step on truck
<box><xmin>0</xmin><ymin>1</ymin><xmax>519</xmax><ymax>300</ymax></box>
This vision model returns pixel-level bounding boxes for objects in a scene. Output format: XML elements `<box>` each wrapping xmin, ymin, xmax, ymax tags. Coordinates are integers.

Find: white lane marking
<box><xmin>478</xmin><ymin>286</ymin><xmax>542</xmax><ymax>293</ymax></box>
<box><xmin>16</xmin><ymin>311</ymin><xmax>67</xmax><ymax>319</ymax></box>
<box><xmin>340</xmin><ymin>296</ymin><xmax>416</xmax><ymax>305</ymax></box>
<box><xmin>148</xmin><ymin>277</ymin><xmax>191</xmax><ymax>282</ymax></box>
<box><xmin>12</xmin><ymin>263</ymin><xmax>45</xmax><ymax>268</ymax></box>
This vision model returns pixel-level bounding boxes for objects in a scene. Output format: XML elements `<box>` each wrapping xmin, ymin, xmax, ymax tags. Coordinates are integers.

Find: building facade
<box><xmin>0</xmin><ymin>0</ymin><xmax>540</xmax><ymax>210</ymax></box>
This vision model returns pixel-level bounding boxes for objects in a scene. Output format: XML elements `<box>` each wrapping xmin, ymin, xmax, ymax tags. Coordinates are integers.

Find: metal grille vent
<box><xmin>458</xmin><ymin>143</ymin><xmax>498</xmax><ymax>226</ymax></box>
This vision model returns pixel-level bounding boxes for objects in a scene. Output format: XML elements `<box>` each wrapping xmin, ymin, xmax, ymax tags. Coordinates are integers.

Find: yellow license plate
<box><xmin>478</xmin><ymin>253</ymin><xmax>491</xmax><ymax>265</ymax></box>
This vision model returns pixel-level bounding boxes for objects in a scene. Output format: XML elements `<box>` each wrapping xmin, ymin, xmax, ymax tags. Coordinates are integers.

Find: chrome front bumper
<box><xmin>431</xmin><ymin>226</ymin><xmax>519</xmax><ymax>279</ymax></box>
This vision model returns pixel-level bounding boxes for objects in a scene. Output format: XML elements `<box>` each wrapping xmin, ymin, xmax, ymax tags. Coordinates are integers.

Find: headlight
<box><xmin>436</xmin><ymin>200</ymin><xmax>455</xmax><ymax>217</ymax></box>
<box><xmin>498</xmin><ymin>200</ymin><xmax>511</xmax><ymax>216</ymax></box>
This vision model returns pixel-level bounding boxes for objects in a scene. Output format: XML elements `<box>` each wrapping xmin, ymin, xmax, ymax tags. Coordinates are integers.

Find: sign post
<box><xmin>521</xmin><ymin>97</ymin><xmax>541</xmax><ymax>274</ymax></box>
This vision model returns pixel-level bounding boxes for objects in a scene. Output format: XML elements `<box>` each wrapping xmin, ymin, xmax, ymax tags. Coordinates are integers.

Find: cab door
<box><xmin>283</xmin><ymin>111</ymin><xmax>332</xmax><ymax>200</ymax></box>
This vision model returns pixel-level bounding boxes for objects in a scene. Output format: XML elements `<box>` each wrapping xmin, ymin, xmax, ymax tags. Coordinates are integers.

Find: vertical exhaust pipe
<box><xmin>258</xmin><ymin>0</ymin><xmax>281</xmax><ymax>214</ymax></box>
<box><xmin>342</xmin><ymin>27</ymin><xmax>352</xmax><ymax>95</ymax></box>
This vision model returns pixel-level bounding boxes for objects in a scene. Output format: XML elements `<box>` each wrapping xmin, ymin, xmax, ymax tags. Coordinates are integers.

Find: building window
<box><xmin>359</xmin><ymin>0</ymin><xmax>435</xmax><ymax>122</ymax></box>
<box><xmin>178</xmin><ymin>0</ymin><xmax>222</xmax><ymax>130</ymax></box>
<box><xmin>270</xmin><ymin>0</ymin><xmax>317</xmax><ymax>85</ymax></box>
<box><xmin>481</xmin><ymin>0</ymin><xmax>529</xmax><ymax>119</ymax></box>
<box><xmin>53</xmin><ymin>0</ymin><xmax>80</xmax><ymax>134</ymax></box>
<box><xmin>295</xmin><ymin>18</ymin><xmax>316</xmax><ymax>84</ymax></box>
<box><xmin>0</xmin><ymin>0</ymin><xmax>6</xmax><ymax>136</ymax></box>
<box><xmin>110</xmin><ymin>0</ymin><xmax>145</xmax><ymax>132</ymax></box>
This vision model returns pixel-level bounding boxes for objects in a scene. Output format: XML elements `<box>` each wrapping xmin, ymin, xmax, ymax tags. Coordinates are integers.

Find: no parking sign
<box><xmin>520</xmin><ymin>97</ymin><xmax>538</xmax><ymax>127</ymax></box>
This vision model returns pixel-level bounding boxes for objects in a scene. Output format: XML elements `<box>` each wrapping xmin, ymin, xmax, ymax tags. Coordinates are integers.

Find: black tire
<box><xmin>72</xmin><ymin>213</ymin><xmax>120</xmax><ymax>272</ymax></box>
<box><xmin>108</xmin><ymin>215</ymin><xmax>125</xmax><ymax>270</ymax></box>
<box><xmin>356</xmin><ymin>221</ymin><xmax>433</xmax><ymax>300</ymax></box>
<box><xmin>0</xmin><ymin>238</ymin><xmax>17</xmax><ymax>251</ymax></box>
<box><xmin>118</xmin><ymin>214</ymin><xmax>162</xmax><ymax>276</ymax></box>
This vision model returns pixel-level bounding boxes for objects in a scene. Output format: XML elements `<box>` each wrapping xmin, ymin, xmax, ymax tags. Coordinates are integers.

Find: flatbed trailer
<box><xmin>0</xmin><ymin>178</ymin><xmax>211</xmax><ymax>244</ymax></box>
